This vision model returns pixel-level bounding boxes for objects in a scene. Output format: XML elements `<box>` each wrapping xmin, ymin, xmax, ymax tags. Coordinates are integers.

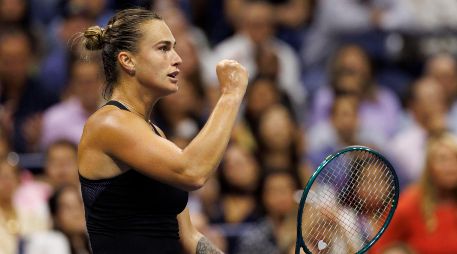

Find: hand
<box><xmin>216</xmin><ymin>59</ymin><xmax>248</xmax><ymax>97</ymax></box>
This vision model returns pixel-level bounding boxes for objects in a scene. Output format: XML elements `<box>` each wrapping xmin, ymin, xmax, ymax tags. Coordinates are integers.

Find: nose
<box><xmin>172</xmin><ymin>50</ymin><xmax>182</xmax><ymax>67</ymax></box>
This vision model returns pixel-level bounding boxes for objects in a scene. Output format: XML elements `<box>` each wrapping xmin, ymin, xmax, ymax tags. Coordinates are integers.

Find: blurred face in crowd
<box><xmin>195</xmin><ymin>176</ymin><xmax>220</xmax><ymax>206</ymax></box>
<box><xmin>59</xmin><ymin>15</ymin><xmax>92</xmax><ymax>45</ymax></box>
<box><xmin>242</xmin><ymin>2</ymin><xmax>275</xmax><ymax>44</ymax></box>
<box><xmin>331</xmin><ymin>96</ymin><xmax>359</xmax><ymax>143</ymax></box>
<box><xmin>332</xmin><ymin>46</ymin><xmax>372</xmax><ymax>95</ymax></box>
<box><xmin>55</xmin><ymin>187</ymin><xmax>86</xmax><ymax>235</ymax></box>
<box><xmin>0</xmin><ymin>162</ymin><xmax>19</xmax><ymax>203</ymax></box>
<box><xmin>223</xmin><ymin>144</ymin><xmax>260</xmax><ymax>193</ymax></box>
<box><xmin>256</xmin><ymin>45</ymin><xmax>279</xmax><ymax>79</ymax></box>
<box><xmin>246</xmin><ymin>78</ymin><xmax>280</xmax><ymax>117</ymax></box>
<box><xmin>71</xmin><ymin>61</ymin><xmax>104</xmax><ymax>112</ymax></box>
<box><xmin>0</xmin><ymin>0</ymin><xmax>26</xmax><ymax>23</ymax></box>
<box><xmin>259</xmin><ymin>105</ymin><xmax>295</xmax><ymax>151</ymax></box>
<box><xmin>426</xmin><ymin>54</ymin><xmax>457</xmax><ymax>104</ymax></box>
<box><xmin>84</xmin><ymin>0</ymin><xmax>106</xmax><ymax>18</ymax></box>
<box><xmin>410</xmin><ymin>78</ymin><xmax>447</xmax><ymax>130</ymax></box>
<box><xmin>0</xmin><ymin>32</ymin><xmax>31</xmax><ymax>85</ymax></box>
<box><xmin>174</xmin><ymin>35</ymin><xmax>199</xmax><ymax>79</ymax></box>
<box><xmin>427</xmin><ymin>139</ymin><xmax>457</xmax><ymax>191</ymax></box>
<box><xmin>45</xmin><ymin>143</ymin><xmax>79</xmax><ymax>189</ymax></box>
<box><xmin>262</xmin><ymin>172</ymin><xmax>296</xmax><ymax>218</ymax></box>
<box><xmin>356</xmin><ymin>163</ymin><xmax>391</xmax><ymax>211</ymax></box>
<box><xmin>160</xmin><ymin>7</ymin><xmax>188</xmax><ymax>38</ymax></box>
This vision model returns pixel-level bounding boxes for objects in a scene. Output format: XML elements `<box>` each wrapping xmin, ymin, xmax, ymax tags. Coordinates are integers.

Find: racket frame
<box><xmin>295</xmin><ymin>146</ymin><xmax>400</xmax><ymax>254</ymax></box>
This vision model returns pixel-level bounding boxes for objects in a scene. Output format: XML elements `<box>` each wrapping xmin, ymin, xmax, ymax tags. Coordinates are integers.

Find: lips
<box><xmin>167</xmin><ymin>71</ymin><xmax>180</xmax><ymax>79</ymax></box>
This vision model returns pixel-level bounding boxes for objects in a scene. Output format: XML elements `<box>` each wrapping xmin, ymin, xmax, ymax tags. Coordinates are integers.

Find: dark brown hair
<box><xmin>82</xmin><ymin>8</ymin><xmax>162</xmax><ymax>98</ymax></box>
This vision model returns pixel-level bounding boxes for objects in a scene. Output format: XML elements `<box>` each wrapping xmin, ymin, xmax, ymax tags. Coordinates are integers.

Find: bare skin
<box><xmin>78</xmin><ymin>20</ymin><xmax>247</xmax><ymax>254</ymax></box>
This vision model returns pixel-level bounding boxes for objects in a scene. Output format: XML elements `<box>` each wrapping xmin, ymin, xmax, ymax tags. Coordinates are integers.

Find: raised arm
<box><xmin>79</xmin><ymin>60</ymin><xmax>248</xmax><ymax>191</ymax></box>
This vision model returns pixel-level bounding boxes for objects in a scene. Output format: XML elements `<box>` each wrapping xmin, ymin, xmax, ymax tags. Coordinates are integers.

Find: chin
<box><xmin>161</xmin><ymin>85</ymin><xmax>178</xmax><ymax>97</ymax></box>
<box><xmin>168</xmin><ymin>83</ymin><xmax>179</xmax><ymax>93</ymax></box>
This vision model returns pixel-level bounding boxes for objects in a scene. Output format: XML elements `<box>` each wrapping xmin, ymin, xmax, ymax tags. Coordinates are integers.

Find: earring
<box><xmin>129</xmin><ymin>67</ymin><xmax>135</xmax><ymax>75</ymax></box>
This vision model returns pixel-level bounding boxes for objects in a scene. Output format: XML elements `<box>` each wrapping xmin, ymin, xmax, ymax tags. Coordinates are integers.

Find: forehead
<box><xmin>139</xmin><ymin>19</ymin><xmax>175</xmax><ymax>45</ymax></box>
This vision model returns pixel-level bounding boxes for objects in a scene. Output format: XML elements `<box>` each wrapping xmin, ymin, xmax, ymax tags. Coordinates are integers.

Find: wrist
<box><xmin>219</xmin><ymin>92</ymin><xmax>244</xmax><ymax>105</ymax></box>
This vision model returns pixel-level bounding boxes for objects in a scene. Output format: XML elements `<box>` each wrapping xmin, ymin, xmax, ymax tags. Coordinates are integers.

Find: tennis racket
<box><xmin>295</xmin><ymin>146</ymin><xmax>399</xmax><ymax>254</ymax></box>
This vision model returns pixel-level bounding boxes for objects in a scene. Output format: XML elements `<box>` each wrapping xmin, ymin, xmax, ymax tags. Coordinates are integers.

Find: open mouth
<box><xmin>167</xmin><ymin>71</ymin><xmax>180</xmax><ymax>79</ymax></box>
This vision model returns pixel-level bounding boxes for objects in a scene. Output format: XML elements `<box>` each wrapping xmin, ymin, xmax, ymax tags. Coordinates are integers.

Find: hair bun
<box><xmin>83</xmin><ymin>26</ymin><xmax>105</xmax><ymax>50</ymax></box>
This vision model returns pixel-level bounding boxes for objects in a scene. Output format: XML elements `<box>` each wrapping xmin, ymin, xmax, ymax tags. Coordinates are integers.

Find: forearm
<box><xmin>196</xmin><ymin>236</ymin><xmax>224</xmax><ymax>254</ymax></box>
<box><xmin>182</xmin><ymin>93</ymin><xmax>243</xmax><ymax>186</ymax></box>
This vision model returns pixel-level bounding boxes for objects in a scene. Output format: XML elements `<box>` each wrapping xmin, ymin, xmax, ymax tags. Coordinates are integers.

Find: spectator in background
<box><xmin>218</xmin><ymin>0</ymin><xmax>312</xmax><ymax>49</ymax></box>
<box><xmin>257</xmin><ymin>104</ymin><xmax>303</xmax><ymax>174</ymax></box>
<box><xmin>373</xmin><ymin>0</ymin><xmax>457</xmax><ymax>33</ymax></box>
<box><xmin>209</xmin><ymin>1</ymin><xmax>305</xmax><ymax>113</ymax></box>
<box><xmin>307</xmin><ymin>94</ymin><xmax>386</xmax><ymax>168</ymax></box>
<box><xmin>0</xmin><ymin>28</ymin><xmax>57</xmax><ymax>152</ymax></box>
<box><xmin>40</xmin><ymin>56</ymin><xmax>104</xmax><ymax>149</ymax></box>
<box><xmin>0</xmin><ymin>127</ymin><xmax>12</xmax><ymax>161</ymax></box>
<box><xmin>311</xmin><ymin>44</ymin><xmax>401</xmax><ymax>138</ymax></box>
<box><xmin>0</xmin><ymin>160</ymin><xmax>22</xmax><ymax>254</ymax></box>
<box><xmin>42</xmin><ymin>140</ymin><xmax>79</xmax><ymax>190</ymax></box>
<box><xmin>48</xmin><ymin>185</ymin><xmax>90</xmax><ymax>254</ymax></box>
<box><xmin>158</xmin><ymin>5</ymin><xmax>210</xmax><ymax>58</ymax></box>
<box><xmin>389</xmin><ymin>77</ymin><xmax>448</xmax><ymax>185</ymax></box>
<box><xmin>154</xmin><ymin>77</ymin><xmax>205</xmax><ymax>148</ymax></box>
<box><xmin>373</xmin><ymin>132</ymin><xmax>457</xmax><ymax>254</ymax></box>
<box><xmin>191</xmin><ymin>176</ymin><xmax>222</xmax><ymax>225</ymax></box>
<box><xmin>214</xmin><ymin>143</ymin><xmax>261</xmax><ymax>253</ymax></box>
<box><xmin>0</xmin><ymin>161</ymin><xmax>51</xmax><ymax>254</ymax></box>
<box><xmin>67</xmin><ymin>0</ymin><xmax>113</xmax><ymax>27</ymax></box>
<box><xmin>424</xmin><ymin>53</ymin><xmax>457</xmax><ymax>133</ymax></box>
<box><xmin>0</xmin><ymin>0</ymin><xmax>33</xmax><ymax>30</ymax></box>
<box><xmin>301</xmin><ymin>0</ymin><xmax>376</xmax><ymax>68</ymax></box>
<box><xmin>21</xmin><ymin>140</ymin><xmax>80</xmax><ymax>254</ymax></box>
<box><xmin>243</xmin><ymin>77</ymin><xmax>289</xmax><ymax>137</ymax></box>
<box><xmin>39</xmin><ymin>4</ymin><xmax>94</xmax><ymax>98</ymax></box>
<box><xmin>235</xmin><ymin>170</ymin><xmax>299</xmax><ymax>254</ymax></box>
<box><xmin>378</xmin><ymin>243</ymin><xmax>416</xmax><ymax>254</ymax></box>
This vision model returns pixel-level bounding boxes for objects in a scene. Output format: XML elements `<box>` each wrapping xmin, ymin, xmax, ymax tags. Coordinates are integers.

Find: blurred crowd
<box><xmin>1</xmin><ymin>0</ymin><xmax>457</xmax><ymax>253</ymax></box>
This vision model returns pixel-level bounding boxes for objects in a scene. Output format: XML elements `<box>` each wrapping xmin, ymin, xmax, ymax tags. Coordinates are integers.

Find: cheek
<box><xmin>137</xmin><ymin>53</ymin><xmax>165</xmax><ymax>78</ymax></box>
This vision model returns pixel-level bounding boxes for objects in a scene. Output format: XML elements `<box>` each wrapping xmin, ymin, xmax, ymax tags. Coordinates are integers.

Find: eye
<box><xmin>159</xmin><ymin>46</ymin><xmax>169</xmax><ymax>52</ymax></box>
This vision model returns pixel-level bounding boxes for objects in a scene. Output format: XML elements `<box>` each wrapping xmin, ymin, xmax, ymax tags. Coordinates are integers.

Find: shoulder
<box><xmin>80</xmin><ymin>106</ymin><xmax>150</xmax><ymax>149</ymax></box>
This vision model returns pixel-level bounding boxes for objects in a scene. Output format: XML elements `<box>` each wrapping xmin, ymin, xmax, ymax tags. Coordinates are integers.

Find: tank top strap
<box><xmin>104</xmin><ymin>100</ymin><xmax>129</xmax><ymax>111</ymax></box>
<box><xmin>103</xmin><ymin>100</ymin><xmax>162</xmax><ymax>137</ymax></box>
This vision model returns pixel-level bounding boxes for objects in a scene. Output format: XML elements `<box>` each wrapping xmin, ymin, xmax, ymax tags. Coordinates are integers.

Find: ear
<box><xmin>118</xmin><ymin>51</ymin><xmax>136</xmax><ymax>75</ymax></box>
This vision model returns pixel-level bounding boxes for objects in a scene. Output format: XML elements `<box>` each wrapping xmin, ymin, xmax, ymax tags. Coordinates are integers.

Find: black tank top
<box><xmin>80</xmin><ymin>100</ymin><xmax>189</xmax><ymax>254</ymax></box>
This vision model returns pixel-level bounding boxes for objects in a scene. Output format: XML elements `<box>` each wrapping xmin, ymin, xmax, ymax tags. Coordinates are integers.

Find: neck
<box><xmin>111</xmin><ymin>80</ymin><xmax>160</xmax><ymax>121</ymax></box>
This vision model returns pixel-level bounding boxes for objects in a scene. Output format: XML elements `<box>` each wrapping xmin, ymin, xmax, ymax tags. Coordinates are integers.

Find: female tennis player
<box><xmin>77</xmin><ymin>8</ymin><xmax>247</xmax><ymax>254</ymax></box>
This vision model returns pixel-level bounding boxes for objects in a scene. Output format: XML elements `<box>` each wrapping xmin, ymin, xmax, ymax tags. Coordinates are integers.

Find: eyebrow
<box><xmin>155</xmin><ymin>40</ymin><xmax>177</xmax><ymax>47</ymax></box>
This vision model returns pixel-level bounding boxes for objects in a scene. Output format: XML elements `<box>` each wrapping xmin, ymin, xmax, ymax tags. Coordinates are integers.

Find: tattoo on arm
<box><xmin>196</xmin><ymin>236</ymin><xmax>223</xmax><ymax>254</ymax></box>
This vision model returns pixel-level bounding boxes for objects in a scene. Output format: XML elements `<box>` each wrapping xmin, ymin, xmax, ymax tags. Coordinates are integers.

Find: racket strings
<box><xmin>301</xmin><ymin>150</ymin><xmax>397</xmax><ymax>253</ymax></box>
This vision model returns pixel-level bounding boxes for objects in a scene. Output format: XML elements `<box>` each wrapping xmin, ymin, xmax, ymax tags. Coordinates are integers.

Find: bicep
<box><xmin>95</xmin><ymin>114</ymin><xmax>194</xmax><ymax>190</ymax></box>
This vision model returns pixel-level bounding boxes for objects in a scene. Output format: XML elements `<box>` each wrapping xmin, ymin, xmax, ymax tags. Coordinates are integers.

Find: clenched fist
<box><xmin>216</xmin><ymin>60</ymin><xmax>248</xmax><ymax>96</ymax></box>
